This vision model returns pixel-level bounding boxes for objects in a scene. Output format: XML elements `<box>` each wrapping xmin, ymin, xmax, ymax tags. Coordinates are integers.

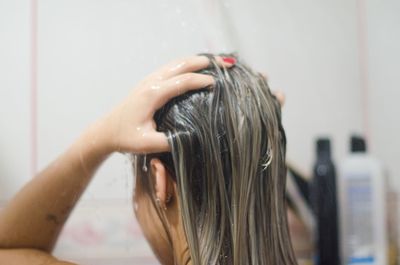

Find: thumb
<box><xmin>140</xmin><ymin>131</ymin><xmax>171</xmax><ymax>154</ymax></box>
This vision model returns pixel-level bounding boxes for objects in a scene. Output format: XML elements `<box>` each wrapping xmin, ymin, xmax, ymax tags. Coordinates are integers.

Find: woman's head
<box><xmin>132</xmin><ymin>54</ymin><xmax>297</xmax><ymax>265</ymax></box>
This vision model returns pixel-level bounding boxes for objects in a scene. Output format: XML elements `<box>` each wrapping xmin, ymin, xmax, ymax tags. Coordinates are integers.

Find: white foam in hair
<box><xmin>135</xmin><ymin>53</ymin><xmax>298</xmax><ymax>265</ymax></box>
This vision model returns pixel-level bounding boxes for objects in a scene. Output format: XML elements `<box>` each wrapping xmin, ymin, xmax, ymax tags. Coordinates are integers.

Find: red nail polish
<box><xmin>222</xmin><ymin>57</ymin><xmax>236</xmax><ymax>65</ymax></box>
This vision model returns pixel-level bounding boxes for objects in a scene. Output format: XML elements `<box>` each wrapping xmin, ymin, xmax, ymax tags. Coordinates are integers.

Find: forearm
<box><xmin>0</xmin><ymin>119</ymin><xmax>113</xmax><ymax>251</ymax></box>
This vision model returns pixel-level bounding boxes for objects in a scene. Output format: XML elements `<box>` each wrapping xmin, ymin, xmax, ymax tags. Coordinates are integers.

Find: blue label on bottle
<box><xmin>348</xmin><ymin>256</ymin><xmax>374</xmax><ymax>264</ymax></box>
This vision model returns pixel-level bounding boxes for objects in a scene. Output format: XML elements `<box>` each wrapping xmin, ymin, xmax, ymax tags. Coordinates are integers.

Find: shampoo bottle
<box><xmin>310</xmin><ymin>138</ymin><xmax>340</xmax><ymax>265</ymax></box>
<box><xmin>339</xmin><ymin>136</ymin><xmax>387</xmax><ymax>265</ymax></box>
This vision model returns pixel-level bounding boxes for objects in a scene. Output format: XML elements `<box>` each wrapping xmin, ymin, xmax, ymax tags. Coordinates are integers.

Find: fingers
<box><xmin>150</xmin><ymin>55</ymin><xmax>235</xmax><ymax>81</ymax></box>
<box><xmin>152</xmin><ymin>73</ymin><xmax>215</xmax><ymax>109</ymax></box>
<box><xmin>259</xmin><ymin>72</ymin><xmax>284</xmax><ymax>107</ymax></box>
<box><xmin>260</xmin><ymin>72</ymin><xmax>269</xmax><ymax>81</ymax></box>
<box><xmin>141</xmin><ymin>131</ymin><xmax>171</xmax><ymax>153</ymax></box>
<box><xmin>272</xmin><ymin>90</ymin><xmax>286</xmax><ymax>107</ymax></box>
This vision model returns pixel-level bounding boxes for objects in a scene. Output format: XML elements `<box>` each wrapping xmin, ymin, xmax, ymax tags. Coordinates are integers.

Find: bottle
<box><xmin>310</xmin><ymin>138</ymin><xmax>340</xmax><ymax>265</ymax></box>
<box><xmin>338</xmin><ymin>136</ymin><xmax>387</xmax><ymax>265</ymax></box>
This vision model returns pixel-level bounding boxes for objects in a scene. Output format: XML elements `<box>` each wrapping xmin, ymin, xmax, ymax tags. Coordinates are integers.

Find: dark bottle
<box><xmin>310</xmin><ymin>138</ymin><xmax>340</xmax><ymax>265</ymax></box>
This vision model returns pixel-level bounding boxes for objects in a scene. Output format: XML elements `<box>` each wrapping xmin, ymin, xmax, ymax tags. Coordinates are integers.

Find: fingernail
<box><xmin>222</xmin><ymin>57</ymin><xmax>236</xmax><ymax>65</ymax></box>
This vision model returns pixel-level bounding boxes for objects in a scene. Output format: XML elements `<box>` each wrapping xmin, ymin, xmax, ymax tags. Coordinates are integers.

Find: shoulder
<box><xmin>0</xmin><ymin>248</ymin><xmax>79</xmax><ymax>265</ymax></box>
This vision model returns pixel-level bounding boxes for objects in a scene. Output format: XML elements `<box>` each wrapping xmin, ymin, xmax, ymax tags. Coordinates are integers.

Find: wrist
<box><xmin>80</xmin><ymin>116</ymin><xmax>116</xmax><ymax>157</ymax></box>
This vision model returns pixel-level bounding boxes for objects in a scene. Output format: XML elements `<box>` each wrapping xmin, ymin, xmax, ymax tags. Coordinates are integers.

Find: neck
<box><xmin>166</xmin><ymin>198</ymin><xmax>191</xmax><ymax>265</ymax></box>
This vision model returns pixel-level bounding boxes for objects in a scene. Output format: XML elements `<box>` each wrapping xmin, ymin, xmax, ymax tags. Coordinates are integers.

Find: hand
<box><xmin>274</xmin><ymin>90</ymin><xmax>286</xmax><ymax>107</ymax></box>
<box><xmin>99</xmin><ymin>55</ymin><xmax>235</xmax><ymax>154</ymax></box>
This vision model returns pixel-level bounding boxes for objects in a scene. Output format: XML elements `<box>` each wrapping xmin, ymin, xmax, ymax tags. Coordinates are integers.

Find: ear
<box><xmin>150</xmin><ymin>158</ymin><xmax>173</xmax><ymax>205</ymax></box>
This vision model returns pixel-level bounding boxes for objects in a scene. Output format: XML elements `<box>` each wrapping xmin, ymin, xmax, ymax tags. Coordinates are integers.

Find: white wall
<box><xmin>0</xmin><ymin>0</ymin><xmax>31</xmax><ymax>201</ymax></box>
<box><xmin>365</xmin><ymin>0</ymin><xmax>400</xmax><ymax>189</ymax></box>
<box><xmin>0</xmin><ymin>0</ymin><xmax>398</xmax><ymax>264</ymax></box>
<box><xmin>365</xmin><ymin>0</ymin><xmax>400</xmax><ymax>250</ymax></box>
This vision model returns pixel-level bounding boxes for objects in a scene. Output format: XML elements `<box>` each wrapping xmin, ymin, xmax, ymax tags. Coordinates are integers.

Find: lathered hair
<box><xmin>133</xmin><ymin>54</ymin><xmax>297</xmax><ymax>265</ymax></box>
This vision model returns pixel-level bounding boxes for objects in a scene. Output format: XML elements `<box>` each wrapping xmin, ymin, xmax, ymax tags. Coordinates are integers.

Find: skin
<box><xmin>0</xmin><ymin>55</ymin><xmax>292</xmax><ymax>265</ymax></box>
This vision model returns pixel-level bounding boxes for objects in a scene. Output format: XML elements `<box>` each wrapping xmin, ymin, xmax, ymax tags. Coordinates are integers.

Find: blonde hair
<box><xmin>133</xmin><ymin>54</ymin><xmax>297</xmax><ymax>265</ymax></box>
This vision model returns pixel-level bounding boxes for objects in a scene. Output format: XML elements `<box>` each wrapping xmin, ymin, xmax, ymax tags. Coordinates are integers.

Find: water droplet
<box><xmin>169</xmin><ymin>61</ymin><xmax>186</xmax><ymax>72</ymax></box>
<box><xmin>150</xmin><ymin>84</ymin><xmax>161</xmax><ymax>90</ymax></box>
<box><xmin>142</xmin><ymin>155</ymin><xmax>148</xmax><ymax>172</ymax></box>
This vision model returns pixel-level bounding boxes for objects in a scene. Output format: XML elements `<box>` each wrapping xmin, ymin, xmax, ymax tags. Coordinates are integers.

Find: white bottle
<box><xmin>338</xmin><ymin>136</ymin><xmax>387</xmax><ymax>265</ymax></box>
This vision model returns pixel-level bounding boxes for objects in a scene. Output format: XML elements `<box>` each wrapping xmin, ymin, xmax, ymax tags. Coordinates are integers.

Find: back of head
<box><xmin>134</xmin><ymin>54</ymin><xmax>297</xmax><ymax>265</ymax></box>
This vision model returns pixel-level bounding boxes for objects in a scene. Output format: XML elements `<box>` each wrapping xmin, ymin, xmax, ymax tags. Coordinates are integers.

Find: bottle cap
<box><xmin>316</xmin><ymin>138</ymin><xmax>331</xmax><ymax>158</ymax></box>
<box><xmin>351</xmin><ymin>135</ymin><xmax>367</xmax><ymax>153</ymax></box>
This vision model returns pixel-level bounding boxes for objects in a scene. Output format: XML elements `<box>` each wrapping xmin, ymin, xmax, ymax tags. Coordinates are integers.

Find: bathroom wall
<box><xmin>365</xmin><ymin>0</ymin><xmax>400</xmax><ymax>190</ymax></box>
<box><xmin>0</xmin><ymin>0</ymin><xmax>31</xmax><ymax>202</ymax></box>
<box><xmin>365</xmin><ymin>1</ymin><xmax>400</xmax><ymax>254</ymax></box>
<box><xmin>0</xmin><ymin>0</ymin><xmax>398</xmax><ymax>264</ymax></box>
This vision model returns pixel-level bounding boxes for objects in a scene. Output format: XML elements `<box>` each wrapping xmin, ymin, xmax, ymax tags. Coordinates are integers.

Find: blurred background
<box><xmin>0</xmin><ymin>0</ymin><xmax>399</xmax><ymax>264</ymax></box>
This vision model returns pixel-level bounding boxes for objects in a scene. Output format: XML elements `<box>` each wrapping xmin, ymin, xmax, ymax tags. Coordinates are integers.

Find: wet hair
<box><xmin>133</xmin><ymin>54</ymin><xmax>297</xmax><ymax>265</ymax></box>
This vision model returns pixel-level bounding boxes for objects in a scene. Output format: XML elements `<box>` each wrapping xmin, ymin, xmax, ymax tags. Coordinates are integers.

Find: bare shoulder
<box><xmin>0</xmin><ymin>248</ymin><xmax>79</xmax><ymax>265</ymax></box>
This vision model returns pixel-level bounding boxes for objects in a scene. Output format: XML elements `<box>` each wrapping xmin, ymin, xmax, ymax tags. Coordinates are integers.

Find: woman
<box><xmin>0</xmin><ymin>54</ymin><xmax>297</xmax><ymax>264</ymax></box>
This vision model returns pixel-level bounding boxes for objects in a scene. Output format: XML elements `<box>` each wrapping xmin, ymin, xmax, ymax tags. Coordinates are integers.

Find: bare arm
<box><xmin>0</xmin><ymin>56</ymin><xmax>234</xmax><ymax>261</ymax></box>
<box><xmin>0</xmin><ymin>249</ymin><xmax>77</xmax><ymax>265</ymax></box>
<box><xmin>0</xmin><ymin>120</ymin><xmax>112</xmax><ymax>251</ymax></box>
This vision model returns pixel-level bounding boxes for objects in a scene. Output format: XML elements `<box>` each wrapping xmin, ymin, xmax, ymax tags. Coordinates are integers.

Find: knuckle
<box><xmin>182</xmin><ymin>72</ymin><xmax>196</xmax><ymax>80</ymax></box>
<box><xmin>176</xmin><ymin>59</ymin><xmax>192</xmax><ymax>72</ymax></box>
<box><xmin>180</xmin><ymin>73</ymin><xmax>198</xmax><ymax>87</ymax></box>
<box><xmin>146</xmin><ymin>82</ymin><xmax>161</xmax><ymax>94</ymax></box>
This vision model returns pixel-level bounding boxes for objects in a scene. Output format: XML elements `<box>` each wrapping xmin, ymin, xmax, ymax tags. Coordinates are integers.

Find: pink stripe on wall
<box><xmin>30</xmin><ymin>0</ymin><xmax>38</xmax><ymax>177</ymax></box>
